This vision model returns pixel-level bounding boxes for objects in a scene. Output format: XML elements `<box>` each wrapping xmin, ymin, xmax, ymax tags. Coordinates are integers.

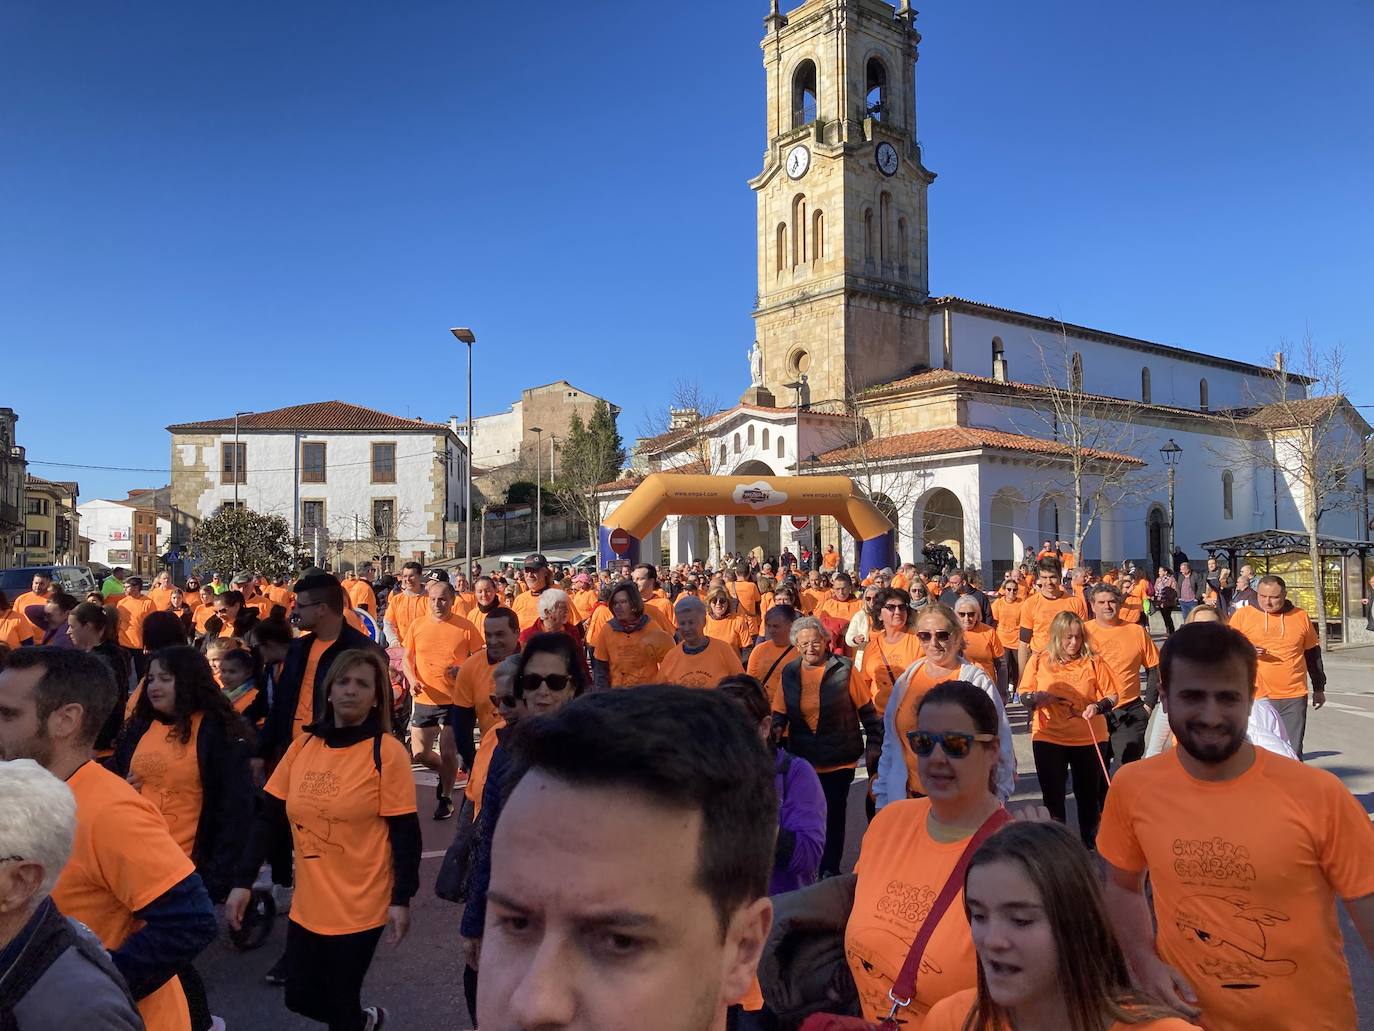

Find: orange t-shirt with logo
<box><xmin>452</xmin><ymin>653</ymin><xmax>501</xmax><ymax>737</ymax></box>
<box><xmin>1228</xmin><ymin>605</ymin><xmax>1319</xmax><ymax>699</ymax></box>
<box><xmin>402</xmin><ymin>612</ymin><xmax>478</xmax><ymax>706</ymax></box>
<box><xmin>130</xmin><ymin>712</ymin><xmax>205</xmax><ymax>857</ymax></box>
<box><xmin>706</xmin><ymin>614</ymin><xmax>751</xmax><ymax>652</ymax></box>
<box><xmin>54</xmin><ymin>761</ymin><xmax>196</xmax><ymax>1031</ymax></box>
<box><xmin>1019</xmin><ymin>652</ymin><xmax>1108</xmax><ymax>747</ymax></box>
<box><xmin>960</xmin><ymin>624</ymin><xmax>1004</xmax><ymax>683</ymax></box>
<box><xmin>990</xmin><ymin>597</ymin><xmax>1023</xmax><ymax>649</ymax></box>
<box><xmin>293</xmin><ymin>637</ymin><xmax>331</xmax><ymax>739</ymax></box>
<box><xmin>1084</xmin><ymin>620</ymin><xmax>1158</xmax><ymax>705</ymax></box>
<box><xmin>1098</xmin><ymin>747</ymin><xmax>1374</xmax><ymax>1031</ymax></box>
<box><xmin>657</xmin><ymin>638</ymin><xmax>745</xmax><ymax>689</ymax></box>
<box><xmin>1018</xmin><ymin>591</ymin><xmax>1088</xmax><ymax>653</ymax></box>
<box><xmin>114</xmin><ymin>594</ymin><xmax>158</xmax><ymax>649</ymax></box>
<box><xmin>748</xmin><ymin>640</ymin><xmax>797</xmax><ymax>708</ymax></box>
<box><xmin>845</xmin><ymin>798</ymin><xmax>986</xmax><ymax>1024</ymax></box>
<box><xmin>855</xmin><ymin>631</ymin><xmax>925</xmax><ymax>714</ymax></box>
<box><xmin>892</xmin><ymin>661</ymin><xmax>964</xmax><ymax>795</ymax></box>
<box><xmin>592</xmin><ymin>621</ymin><xmax>674</xmax><ymax>688</ymax></box>
<box><xmin>266</xmin><ymin>730</ymin><xmax>417</xmax><ymax>935</ymax></box>
<box><xmin>924</xmin><ymin>988</ymin><xmax>1201</xmax><ymax>1031</ymax></box>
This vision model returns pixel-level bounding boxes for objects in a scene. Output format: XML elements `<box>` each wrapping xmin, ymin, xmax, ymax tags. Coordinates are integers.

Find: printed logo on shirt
<box><xmin>1172</xmin><ymin>836</ymin><xmax>1257</xmax><ymax>884</ymax></box>
<box><xmin>299</xmin><ymin>770</ymin><xmax>342</xmax><ymax>800</ymax></box>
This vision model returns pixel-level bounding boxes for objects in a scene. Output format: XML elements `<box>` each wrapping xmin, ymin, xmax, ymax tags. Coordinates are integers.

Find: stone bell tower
<box><xmin>747</xmin><ymin>0</ymin><xmax>935</xmax><ymax>410</ymax></box>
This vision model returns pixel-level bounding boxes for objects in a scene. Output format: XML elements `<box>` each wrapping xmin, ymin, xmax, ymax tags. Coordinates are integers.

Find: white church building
<box><xmin>600</xmin><ymin>0</ymin><xmax>1369</xmax><ymax>589</ymax></box>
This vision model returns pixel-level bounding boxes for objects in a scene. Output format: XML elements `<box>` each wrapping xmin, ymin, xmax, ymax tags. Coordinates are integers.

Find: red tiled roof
<box><xmin>812</xmin><ymin>427</ymin><xmax>1146</xmax><ymax>467</ymax></box>
<box><xmin>167</xmin><ymin>401</ymin><xmax>452</xmax><ymax>434</ymax></box>
<box><xmin>1239</xmin><ymin>395</ymin><xmax>1349</xmax><ymax>430</ymax></box>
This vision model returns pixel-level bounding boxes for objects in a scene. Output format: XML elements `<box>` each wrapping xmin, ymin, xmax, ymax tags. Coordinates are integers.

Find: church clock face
<box><xmin>785</xmin><ymin>144</ymin><xmax>811</xmax><ymax>180</ymax></box>
<box><xmin>876</xmin><ymin>141</ymin><xmax>899</xmax><ymax>177</ymax></box>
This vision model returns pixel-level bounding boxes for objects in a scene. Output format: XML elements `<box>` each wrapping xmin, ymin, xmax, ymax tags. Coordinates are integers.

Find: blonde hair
<box><xmin>916</xmin><ymin>603</ymin><xmax>964</xmax><ymax>656</ymax></box>
<box><xmin>205</xmin><ymin>636</ymin><xmax>245</xmax><ymax>657</ymax></box>
<box><xmin>1046</xmin><ymin>610</ymin><xmax>1092</xmax><ymax>664</ymax></box>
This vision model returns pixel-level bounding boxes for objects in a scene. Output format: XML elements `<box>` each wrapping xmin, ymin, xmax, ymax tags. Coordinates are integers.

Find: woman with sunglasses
<box><xmin>925</xmin><ymin>822</ymin><xmax>1200</xmax><ymax>1031</ymax></box>
<box><xmin>460</xmin><ymin>633</ymin><xmax>587</xmax><ymax>979</ymax></box>
<box><xmin>844</xmin><ymin>584</ymin><xmax>881</xmax><ymax>671</ymax></box>
<box><xmin>773</xmin><ymin>616</ymin><xmax>884</xmax><ymax>878</ymax></box>
<box><xmin>853</xmin><ymin>587</ymin><xmax>923</xmax><ymax>716</ymax></box>
<box><xmin>705</xmin><ymin>587</ymin><xmax>753</xmax><ymax>655</ymax></box>
<box><xmin>843</xmin><ymin>680</ymin><xmax>1016</xmax><ymax>1025</ymax></box>
<box><xmin>1019</xmin><ymin>610</ymin><xmax>1112</xmax><ymax>848</ymax></box>
<box><xmin>875</xmin><ymin>604</ymin><xmax>1016</xmax><ymax>811</ymax></box>
<box><xmin>954</xmin><ymin>595</ymin><xmax>1006</xmax><ymax>690</ymax></box>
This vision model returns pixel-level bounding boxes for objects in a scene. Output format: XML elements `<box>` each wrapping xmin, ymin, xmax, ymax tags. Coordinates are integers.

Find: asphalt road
<box><xmin>200</xmin><ymin>651</ymin><xmax>1374</xmax><ymax>1030</ymax></box>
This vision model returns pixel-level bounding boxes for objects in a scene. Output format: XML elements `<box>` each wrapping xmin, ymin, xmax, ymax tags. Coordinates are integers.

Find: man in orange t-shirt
<box><xmin>658</xmin><ymin>595</ymin><xmax>745</xmax><ymax>689</ymax></box>
<box><xmin>145</xmin><ymin>571</ymin><xmax>174</xmax><ymax>611</ymax></box>
<box><xmin>383</xmin><ymin>561</ymin><xmax>427</xmax><ymax>648</ymax></box>
<box><xmin>452</xmin><ymin>606</ymin><xmax>521</xmax><ymax>781</ymax></box>
<box><xmin>11</xmin><ymin>570</ymin><xmax>54</xmax><ymax>621</ymax></box>
<box><xmin>1085</xmin><ymin>581</ymin><xmax>1159</xmax><ymax>768</ymax></box>
<box><xmin>342</xmin><ymin>568</ymin><xmax>377</xmax><ymax>615</ymax></box>
<box><xmin>1228</xmin><ymin>574</ymin><xmax>1325</xmax><ymax>758</ymax></box>
<box><xmin>1099</xmin><ymin>621</ymin><xmax>1374</xmax><ymax>1030</ymax></box>
<box><xmin>1</xmin><ymin>648</ymin><xmax>217</xmax><ymax>1031</ymax></box>
<box><xmin>1017</xmin><ymin>558</ymin><xmax>1087</xmax><ymax>673</ymax></box>
<box><xmin>402</xmin><ymin>579</ymin><xmax>478</xmax><ymax>819</ymax></box>
<box><xmin>821</xmin><ymin>544</ymin><xmax>841</xmax><ymax>572</ymax></box>
<box><xmin>114</xmin><ymin>577</ymin><xmax>158</xmax><ymax>651</ymax></box>
<box><xmin>990</xmin><ymin>579</ymin><xmax>1023</xmax><ymax>696</ymax></box>
<box><xmin>731</xmin><ymin>568</ymin><xmax>763</xmax><ymax>643</ymax></box>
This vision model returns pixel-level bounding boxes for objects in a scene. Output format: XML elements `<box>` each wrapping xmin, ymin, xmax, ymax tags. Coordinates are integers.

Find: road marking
<box><xmin>1321</xmin><ymin>700</ymin><xmax>1374</xmax><ymax>720</ymax></box>
<box><xmin>422</xmin><ymin>849</ymin><xmax>447</xmax><ymax>860</ymax></box>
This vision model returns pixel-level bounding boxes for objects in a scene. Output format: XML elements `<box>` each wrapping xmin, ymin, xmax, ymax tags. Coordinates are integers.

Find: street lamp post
<box><xmin>782</xmin><ymin>374</ymin><xmax>808</xmax><ymax>475</ymax></box>
<box><xmin>1160</xmin><ymin>438</ymin><xmax>1183</xmax><ymax>566</ymax></box>
<box><xmin>450</xmin><ymin>328</ymin><xmax>476</xmax><ymax>573</ymax></box>
<box><xmin>233</xmin><ymin>410</ymin><xmax>253</xmax><ymax>508</ymax></box>
<box><xmin>531</xmin><ymin>426</ymin><xmax>543</xmax><ymax>553</ymax></box>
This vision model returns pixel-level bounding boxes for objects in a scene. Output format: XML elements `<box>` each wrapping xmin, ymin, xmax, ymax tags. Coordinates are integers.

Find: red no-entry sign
<box><xmin>609</xmin><ymin>527</ymin><xmax>632</xmax><ymax>555</ymax></box>
<box><xmin>790</xmin><ymin>515</ymin><xmax>810</xmax><ymax>530</ymax></box>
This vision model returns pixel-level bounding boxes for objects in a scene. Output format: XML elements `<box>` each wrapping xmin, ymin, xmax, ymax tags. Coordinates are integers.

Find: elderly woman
<box><xmin>844</xmin><ymin>583</ymin><xmax>883</xmax><ymax>671</ymax></box>
<box><xmin>875</xmin><ymin>603</ymin><xmax>1016</xmax><ymax>810</ymax></box>
<box><xmin>953</xmin><ymin>594</ymin><xmax>1005</xmax><ymax>689</ymax></box>
<box><xmin>518</xmin><ymin>587</ymin><xmax>590</xmax><ymax>677</ymax></box>
<box><xmin>772</xmin><ymin>615</ymin><xmax>884</xmax><ymax>877</ymax></box>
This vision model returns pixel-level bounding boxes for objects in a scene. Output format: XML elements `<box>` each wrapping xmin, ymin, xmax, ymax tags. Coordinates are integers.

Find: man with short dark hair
<box><xmin>112</xmin><ymin>577</ymin><xmax>156</xmax><ymax>652</ymax></box>
<box><xmin>1100</xmin><ymin>622</ymin><xmax>1374</xmax><ymax>1029</ymax></box>
<box><xmin>12</xmin><ymin>571</ymin><xmax>54</xmax><ymax>625</ymax></box>
<box><xmin>383</xmin><ymin>560</ymin><xmax>426</xmax><ymax>648</ymax></box>
<box><xmin>631</xmin><ymin>563</ymin><xmax>676</xmax><ymax>634</ymax></box>
<box><xmin>0</xmin><ymin>649</ymin><xmax>217</xmax><ymax>1031</ymax></box>
<box><xmin>1085</xmin><ymin>582</ymin><xmax>1159</xmax><ymax>767</ymax></box>
<box><xmin>1176</xmin><ymin>561</ymin><xmax>1204</xmax><ymax>619</ymax></box>
<box><xmin>475</xmin><ymin>687</ymin><xmax>774</xmax><ymax>1031</ymax></box>
<box><xmin>937</xmin><ymin>568</ymin><xmax>991</xmax><ymax>624</ymax></box>
<box><xmin>1017</xmin><ymin>557</ymin><xmax>1088</xmax><ymax>673</ymax></box>
<box><xmin>1229</xmin><ymin>574</ymin><xmax>1325</xmax><ymax>757</ymax></box>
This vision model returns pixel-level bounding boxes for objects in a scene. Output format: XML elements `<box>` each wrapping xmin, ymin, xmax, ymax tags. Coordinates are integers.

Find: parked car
<box><xmin>0</xmin><ymin>564</ymin><xmax>99</xmax><ymax>597</ymax></box>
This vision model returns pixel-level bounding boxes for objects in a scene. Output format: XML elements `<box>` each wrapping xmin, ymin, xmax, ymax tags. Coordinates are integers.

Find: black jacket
<box><xmin>114</xmin><ymin>711</ymin><xmax>256</xmax><ymax>902</ymax></box>
<box><xmin>259</xmin><ymin>623</ymin><xmax>384</xmax><ymax>761</ymax></box>
<box><xmin>775</xmin><ymin>656</ymin><xmax>882</xmax><ymax>771</ymax></box>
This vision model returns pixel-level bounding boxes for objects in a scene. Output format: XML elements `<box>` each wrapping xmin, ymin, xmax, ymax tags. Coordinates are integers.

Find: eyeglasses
<box><xmin>515</xmin><ymin>672</ymin><xmax>573</xmax><ymax>693</ymax></box>
<box><xmin>882</xmin><ymin>603</ymin><xmax>907</xmax><ymax>613</ymax></box>
<box><xmin>915</xmin><ymin>630</ymin><xmax>953</xmax><ymax>644</ymax></box>
<box><xmin>489</xmin><ymin>693</ymin><xmax>518</xmax><ymax>709</ymax></box>
<box><xmin>907</xmin><ymin>729</ymin><xmax>996</xmax><ymax>758</ymax></box>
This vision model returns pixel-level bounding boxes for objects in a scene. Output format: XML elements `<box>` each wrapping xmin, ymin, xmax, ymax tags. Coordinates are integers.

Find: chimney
<box><xmin>1274</xmin><ymin>352</ymin><xmax>1284</xmax><ymax>372</ymax></box>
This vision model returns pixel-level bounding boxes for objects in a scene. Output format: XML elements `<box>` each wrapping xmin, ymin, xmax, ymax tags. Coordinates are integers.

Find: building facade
<box><xmin>600</xmin><ymin>0</ymin><xmax>1370</xmax><ymax>583</ymax></box>
<box><xmin>167</xmin><ymin>401</ymin><xmax>467</xmax><ymax>572</ymax></box>
<box><xmin>0</xmin><ymin>409</ymin><xmax>25</xmax><ymax>568</ymax></box>
<box><xmin>16</xmin><ymin>476</ymin><xmax>81</xmax><ymax>566</ymax></box>
<box><xmin>461</xmin><ymin>381</ymin><xmax>619</xmax><ymax>471</ymax></box>
<box><xmin>75</xmin><ymin>498</ymin><xmax>173</xmax><ymax>577</ymax></box>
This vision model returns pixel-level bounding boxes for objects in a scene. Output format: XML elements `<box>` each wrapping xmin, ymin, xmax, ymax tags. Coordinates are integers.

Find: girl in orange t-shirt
<box><xmin>924</xmin><ymin>821</ymin><xmax>1201</xmax><ymax>1031</ymax></box>
<box><xmin>115</xmin><ymin>645</ymin><xmax>256</xmax><ymax>905</ymax></box>
<box><xmin>226</xmin><ymin>648</ymin><xmax>420</xmax><ymax>1031</ymax></box>
<box><xmin>1018</xmin><ymin>610</ymin><xmax>1112</xmax><ymax>848</ymax></box>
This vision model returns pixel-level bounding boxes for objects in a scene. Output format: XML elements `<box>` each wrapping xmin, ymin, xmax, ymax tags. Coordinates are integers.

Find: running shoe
<box><xmin>434</xmin><ymin>795</ymin><xmax>455</xmax><ymax>821</ymax></box>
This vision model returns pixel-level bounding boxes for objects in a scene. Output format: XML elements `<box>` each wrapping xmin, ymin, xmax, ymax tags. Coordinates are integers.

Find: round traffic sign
<box><xmin>609</xmin><ymin>527</ymin><xmax>632</xmax><ymax>555</ymax></box>
<box><xmin>790</xmin><ymin>515</ymin><xmax>811</xmax><ymax>530</ymax></box>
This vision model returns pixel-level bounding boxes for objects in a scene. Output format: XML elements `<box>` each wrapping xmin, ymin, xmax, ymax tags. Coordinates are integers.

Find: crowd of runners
<box><xmin>0</xmin><ymin>541</ymin><xmax>1371</xmax><ymax>1031</ymax></box>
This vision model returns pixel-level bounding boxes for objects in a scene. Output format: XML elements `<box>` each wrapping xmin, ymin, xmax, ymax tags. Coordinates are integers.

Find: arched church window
<box><xmin>1199</xmin><ymin>378</ymin><xmax>1209</xmax><ymax>411</ymax></box>
<box><xmin>775</xmin><ymin>223</ymin><xmax>787</xmax><ymax>274</ymax></box>
<box><xmin>777</xmin><ymin>436</ymin><xmax>785</xmax><ymax>459</ymax></box>
<box><xmin>866</xmin><ymin>58</ymin><xmax>888</xmax><ymax>121</ymax></box>
<box><xmin>793</xmin><ymin>61</ymin><xmax>818</xmax><ymax>128</ymax></box>
<box><xmin>792</xmin><ymin>195</ymin><xmax>807</xmax><ymax>267</ymax></box>
<box><xmin>812</xmin><ymin>210</ymin><xmax>824</xmax><ymax>263</ymax></box>
<box><xmin>863</xmin><ymin>209</ymin><xmax>874</xmax><ymax>262</ymax></box>
<box><xmin>1141</xmin><ymin>366</ymin><xmax>1152</xmax><ymax>403</ymax></box>
<box><xmin>747</xmin><ymin>425</ymin><xmax>755</xmax><ymax>447</ymax></box>
<box><xmin>879</xmin><ymin>192</ymin><xmax>891</xmax><ymax>263</ymax></box>
<box><xmin>762</xmin><ymin>429</ymin><xmax>770</xmax><ymax>451</ymax></box>
<box><xmin>1070</xmin><ymin>352</ymin><xmax>1083</xmax><ymax>393</ymax></box>
<box><xmin>733</xmin><ymin>433</ymin><xmax>741</xmax><ymax>454</ymax></box>
<box><xmin>1222</xmin><ymin>470</ymin><xmax>1234</xmax><ymax>520</ymax></box>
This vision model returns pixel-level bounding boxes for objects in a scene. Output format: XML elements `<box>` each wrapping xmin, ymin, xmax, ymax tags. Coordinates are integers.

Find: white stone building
<box><xmin>76</xmin><ymin>498</ymin><xmax>172</xmax><ymax>574</ymax></box>
<box><xmin>599</xmin><ymin>0</ymin><xmax>1371</xmax><ymax>598</ymax></box>
<box><xmin>167</xmin><ymin>401</ymin><xmax>467</xmax><ymax>572</ymax></box>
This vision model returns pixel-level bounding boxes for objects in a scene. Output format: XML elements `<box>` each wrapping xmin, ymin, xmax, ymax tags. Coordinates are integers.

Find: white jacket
<box><xmin>874</xmin><ymin>659</ymin><xmax>1018</xmax><ymax>809</ymax></box>
<box><xmin>1142</xmin><ymin>698</ymin><xmax>1297</xmax><ymax>761</ymax></box>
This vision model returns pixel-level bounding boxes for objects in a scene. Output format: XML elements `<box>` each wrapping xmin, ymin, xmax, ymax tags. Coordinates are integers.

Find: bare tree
<box><xmin>330</xmin><ymin>501</ymin><xmax>414</xmax><ymax>573</ymax></box>
<box><xmin>1022</xmin><ymin>330</ymin><xmax>1157</xmax><ymax>562</ymax></box>
<box><xmin>1218</xmin><ymin>337</ymin><xmax>1366</xmax><ymax>647</ymax></box>
<box><xmin>639</xmin><ymin>380</ymin><xmax>730</xmax><ymax>564</ymax></box>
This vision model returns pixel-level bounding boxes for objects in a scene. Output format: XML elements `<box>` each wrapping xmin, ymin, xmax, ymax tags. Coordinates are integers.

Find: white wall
<box><xmin>463</xmin><ymin>407</ymin><xmax>522</xmax><ymax>469</ymax></box>
<box><xmin>75</xmin><ymin>500</ymin><xmax>133</xmax><ymax>567</ymax></box>
<box><xmin>176</xmin><ymin>430</ymin><xmax>464</xmax><ymax>560</ymax></box>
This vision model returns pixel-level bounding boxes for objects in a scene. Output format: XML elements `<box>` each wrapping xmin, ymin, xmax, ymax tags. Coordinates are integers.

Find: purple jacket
<box><xmin>771</xmin><ymin>747</ymin><xmax>827</xmax><ymax>895</ymax></box>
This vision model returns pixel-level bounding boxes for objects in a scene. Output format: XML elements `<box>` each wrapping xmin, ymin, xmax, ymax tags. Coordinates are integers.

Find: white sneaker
<box><xmin>363</xmin><ymin>1007</ymin><xmax>387</xmax><ymax>1030</ymax></box>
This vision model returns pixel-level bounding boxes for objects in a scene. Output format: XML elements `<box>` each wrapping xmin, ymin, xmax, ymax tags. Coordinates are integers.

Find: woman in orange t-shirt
<box><xmin>705</xmin><ymin>588</ymin><xmax>752</xmax><ymax>652</ymax></box>
<box><xmin>854</xmin><ymin>587</ymin><xmax>924</xmax><ymax>715</ymax></box>
<box><xmin>953</xmin><ymin>594</ymin><xmax>1006</xmax><ymax>691</ymax></box>
<box><xmin>1018</xmin><ymin>610</ymin><xmax>1112</xmax><ymax>848</ymax></box>
<box><xmin>226</xmin><ymin>649</ymin><xmax>420</xmax><ymax>1031</ymax></box>
<box><xmin>842</xmin><ymin>680</ymin><xmax>1010</xmax><ymax>1025</ymax></box>
<box><xmin>924</xmin><ymin>821</ymin><xmax>1201</xmax><ymax>1031</ymax></box>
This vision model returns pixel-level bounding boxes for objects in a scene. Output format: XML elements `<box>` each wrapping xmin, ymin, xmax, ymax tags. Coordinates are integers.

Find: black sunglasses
<box><xmin>489</xmin><ymin>693</ymin><xmax>518</xmax><ymax>709</ymax></box>
<box><xmin>515</xmin><ymin>672</ymin><xmax>572</xmax><ymax>693</ymax></box>
<box><xmin>882</xmin><ymin>603</ymin><xmax>907</xmax><ymax>612</ymax></box>
<box><xmin>915</xmin><ymin>630</ymin><xmax>952</xmax><ymax>643</ymax></box>
<box><xmin>907</xmin><ymin>729</ymin><xmax>996</xmax><ymax>759</ymax></box>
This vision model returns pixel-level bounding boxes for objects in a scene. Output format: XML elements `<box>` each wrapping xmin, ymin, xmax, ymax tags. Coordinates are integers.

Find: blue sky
<box><xmin>4</xmin><ymin>0</ymin><xmax>1371</xmax><ymax>503</ymax></box>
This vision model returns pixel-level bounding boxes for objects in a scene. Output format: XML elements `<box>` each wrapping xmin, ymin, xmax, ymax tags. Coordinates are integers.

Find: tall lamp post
<box><xmin>530</xmin><ymin>426</ymin><xmax>544</xmax><ymax>553</ymax></box>
<box><xmin>232</xmin><ymin>410</ymin><xmax>253</xmax><ymax>508</ymax></box>
<box><xmin>1160</xmin><ymin>438</ymin><xmax>1183</xmax><ymax>565</ymax></box>
<box><xmin>450</xmin><ymin>328</ymin><xmax>476</xmax><ymax>573</ymax></box>
<box><xmin>782</xmin><ymin>374</ymin><xmax>808</xmax><ymax>475</ymax></box>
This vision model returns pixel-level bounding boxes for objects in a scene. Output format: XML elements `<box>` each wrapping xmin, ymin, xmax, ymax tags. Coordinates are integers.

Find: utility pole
<box><xmin>450</xmin><ymin>328</ymin><xmax>476</xmax><ymax>574</ymax></box>
<box><xmin>232</xmin><ymin>410</ymin><xmax>253</xmax><ymax>507</ymax></box>
<box><xmin>531</xmin><ymin>426</ymin><xmax>544</xmax><ymax>553</ymax></box>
